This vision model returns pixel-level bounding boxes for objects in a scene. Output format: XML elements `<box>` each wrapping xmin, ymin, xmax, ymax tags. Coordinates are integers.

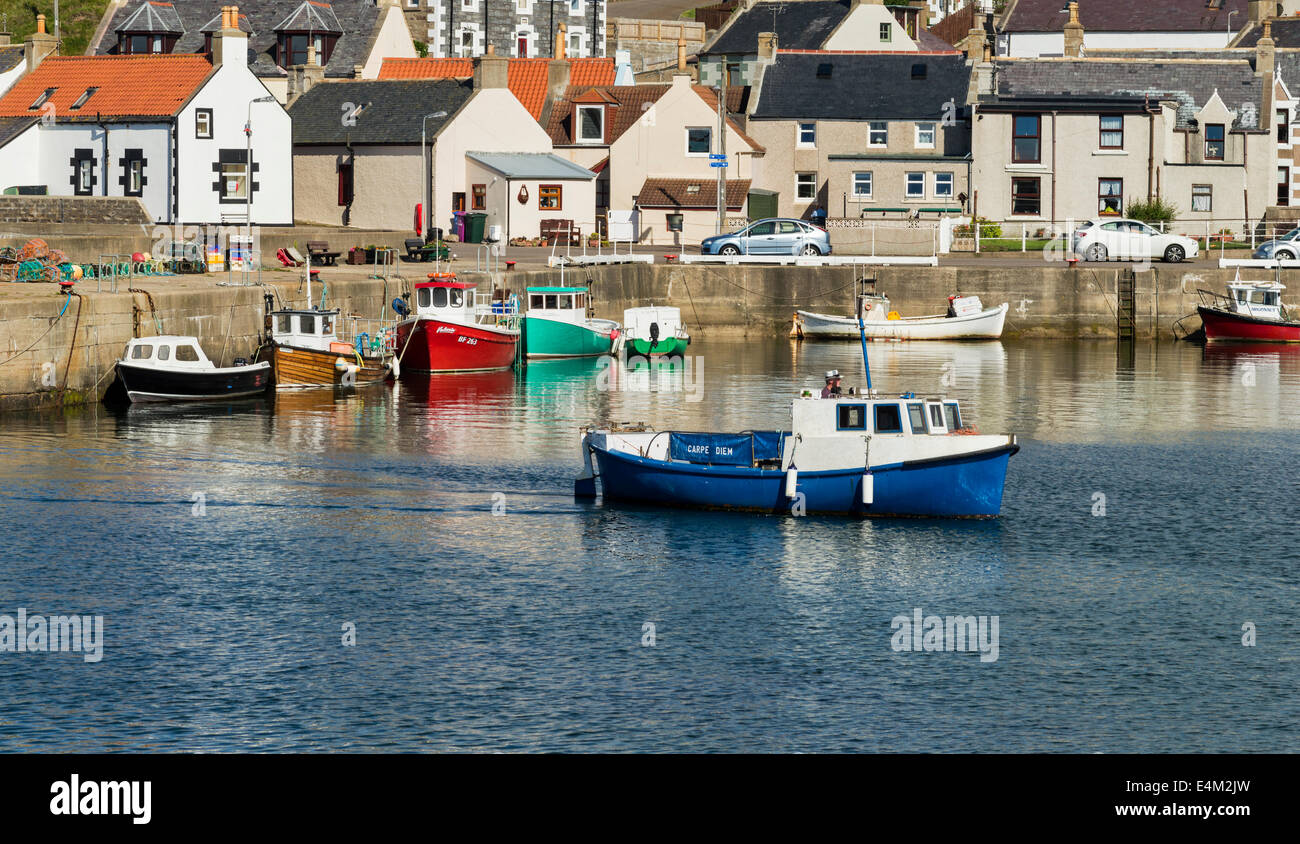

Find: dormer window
<box><xmin>273</xmin><ymin>1</ymin><xmax>344</xmax><ymax>68</ymax></box>
<box><xmin>576</xmin><ymin>105</ymin><xmax>604</xmax><ymax>143</ymax></box>
<box><xmin>29</xmin><ymin>88</ymin><xmax>55</xmax><ymax>110</ymax></box>
<box><xmin>115</xmin><ymin>1</ymin><xmax>182</xmax><ymax>54</ymax></box>
<box><xmin>118</xmin><ymin>32</ymin><xmax>175</xmax><ymax>54</ymax></box>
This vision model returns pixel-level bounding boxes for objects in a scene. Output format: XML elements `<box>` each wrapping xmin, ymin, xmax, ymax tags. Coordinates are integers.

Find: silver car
<box><xmin>700</xmin><ymin>218</ymin><xmax>832</xmax><ymax>256</ymax></box>
<box><xmin>1252</xmin><ymin>227</ymin><xmax>1300</xmax><ymax>259</ymax></box>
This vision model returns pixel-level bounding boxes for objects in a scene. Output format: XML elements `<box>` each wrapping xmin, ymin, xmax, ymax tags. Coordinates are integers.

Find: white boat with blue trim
<box><xmin>575</xmin><ymin>285</ymin><xmax>1018</xmax><ymax>517</ymax></box>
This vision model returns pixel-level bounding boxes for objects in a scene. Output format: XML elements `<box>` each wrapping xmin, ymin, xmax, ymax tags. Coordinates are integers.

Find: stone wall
<box><xmin>0</xmin><ymin>197</ymin><xmax>151</xmax><ymax>225</ymax></box>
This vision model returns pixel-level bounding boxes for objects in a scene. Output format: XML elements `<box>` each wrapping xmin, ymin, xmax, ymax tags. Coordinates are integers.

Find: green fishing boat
<box><xmin>523</xmin><ymin>287</ymin><xmax>621</xmax><ymax>358</ymax></box>
<box><xmin>623</xmin><ymin>306</ymin><xmax>691</xmax><ymax>357</ymax></box>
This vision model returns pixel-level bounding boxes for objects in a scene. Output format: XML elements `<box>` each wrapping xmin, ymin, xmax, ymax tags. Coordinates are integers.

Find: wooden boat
<box><xmin>394</xmin><ymin>274</ymin><xmax>521</xmax><ymax>373</ymax></box>
<box><xmin>623</xmin><ymin>306</ymin><xmax>690</xmax><ymax>356</ymax></box>
<box><xmin>523</xmin><ymin>285</ymin><xmax>621</xmax><ymax>358</ymax></box>
<box><xmin>1196</xmin><ymin>278</ymin><xmax>1299</xmax><ymax>343</ymax></box>
<box><xmin>114</xmin><ymin>335</ymin><xmax>270</xmax><ymax>402</ymax></box>
<box><xmin>793</xmin><ymin>290</ymin><xmax>1007</xmax><ymax>341</ymax></box>
<box><xmin>258</xmin><ymin>294</ymin><xmax>394</xmax><ymax>388</ymax></box>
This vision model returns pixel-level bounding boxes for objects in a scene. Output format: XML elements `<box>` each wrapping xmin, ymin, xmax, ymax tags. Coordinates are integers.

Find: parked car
<box><xmin>1252</xmin><ymin>227</ymin><xmax>1300</xmax><ymax>259</ymax></box>
<box><xmin>700</xmin><ymin>218</ymin><xmax>831</xmax><ymax>256</ymax></box>
<box><xmin>1072</xmin><ymin>218</ymin><xmax>1198</xmax><ymax>263</ymax></box>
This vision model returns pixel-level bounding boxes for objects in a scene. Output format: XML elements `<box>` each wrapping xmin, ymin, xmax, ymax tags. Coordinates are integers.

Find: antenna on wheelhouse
<box><xmin>856</xmin><ymin>276</ymin><xmax>873</xmax><ymax>392</ymax></box>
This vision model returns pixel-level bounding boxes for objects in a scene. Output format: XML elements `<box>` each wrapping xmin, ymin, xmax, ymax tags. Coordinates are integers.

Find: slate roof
<box><xmin>0</xmin><ymin>46</ymin><xmax>25</xmax><ymax>74</ymax></box>
<box><xmin>546</xmin><ymin>83</ymin><xmax>764</xmax><ymax>151</ymax></box>
<box><xmin>465</xmin><ymin>151</ymin><xmax>596</xmax><ymax>180</ymax></box>
<box><xmin>378</xmin><ymin>56</ymin><xmax>615</xmax><ymax>120</ymax></box>
<box><xmin>0</xmin><ymin>115</ymin><xmax>37</xmax><ymax>148</ymax></box>
<box><xmin>751</xmin><ymin>51</ymin><xmax>970</xmax><ymax>120</ymax></box>
<box><xmin>635</xmin><ymin>177</ymin><xmax>751</xmax><ymax>209</ymax></box>
<box><xmin>706</xmin><ymin>0</ymin><xmax>852</xmax><ymax>54</ymax></box>
<box><xmin>118</xmin><ymin>1</ymin><xmax>185</xmax><ymax>32</ymax></box>
<box><xmin>94</xmin><ymin>0</ymin><xmax>383</xmax><ymax>78</ymax></box>
<box><xmin>288</xmin><ymin>79</ymin><xmax>472</xmax><ymax>145</ymax></box>
<box><xmin>0</xmin><ymin>55</ymin><xmax>215</xmax><ymax>120</ymax></box>
<box><xmin>274</xmin><ymin>0</ymin><xmax>343</xmax><ymax>32</ymax></box>
<box><xmin>1239</xmin><ymin>19</ymin><xmax>1300</xmax><ymax>47</ymax></box>
<box><xmin>1003</xmin><ymin>0</ymin><xmax>1247</xmax><ymax>32</ymax></box>
<box><xmin>991</xmin><ymin>58</ymin><xmax>1264</xmax><ymax>130</ymax></box>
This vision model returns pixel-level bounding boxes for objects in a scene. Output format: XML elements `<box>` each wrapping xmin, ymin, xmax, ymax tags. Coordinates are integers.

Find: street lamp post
<box><xmin>244</xmin><ymin>95</ymin><xmax>277</xmax><ymax>278</ymax></box>
<box><xmin>422</xmin><ymin>111</ymin><xmax>449</xmax><ymax>239</ymax></box>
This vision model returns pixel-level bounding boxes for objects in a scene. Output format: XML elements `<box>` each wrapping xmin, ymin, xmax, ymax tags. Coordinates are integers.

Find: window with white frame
<box><xmin>797</xmin><ymin>122</ymin><xmax>816</xmax><ymax>147</ymax></box>
<box><xmin>570</xmin><ymin>32</ymin><xmax>582</xmax><ymax>55</ymax></box>
<box><xmin>576</xmin><ymin>105</ymin><xmax>604</xmax><ymax>143</ymax></box>
<box><xmin>915</xmin><ymin>122</ymin><xmax>936</xmax><ymax>149</ymax></box>
<box><xmin>1192</xmin><ymin>184</ymin><xmax>1212</xmax><ymax>212</ymax></box>
<box><xmin>868</xmin><ymin>121</ymin><xmax>887</xmax><ymax>147</ymax></box>
<box><xmin>459</xmin><ymin>28</ymin><xmax>476</xmax><ymax>56</ymax></box>
<box><xmin>852</xmin><ymin>171</ymin><xmax>872</xmax><ymax>198</ymax></box>
<box><xmin>686</xmin><ymin>127</ymin><xmax>712</xmax><ymax>155</ymax></box>
<box><xmin>570</xmin><ymin>0</ymin><xmax>581</xmax><ymax>12</ymax></box>
<box><xmin>934</xmin><ymin>172</ymin><xmax>953</xmax><ymax>197</ymax></box>
<box><xmin>796</xmin><ymin>172</ymin><xmax>817</xmax><ymax>200</ymax></box>
<box><xmin>905</xmin><ymin>172</ymin><xmax>925</xmax><ymax>198</ymax></box>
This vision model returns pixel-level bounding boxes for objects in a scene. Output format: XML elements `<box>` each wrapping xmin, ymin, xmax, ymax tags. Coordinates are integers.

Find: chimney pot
<box><xmin>36</xmin><ymin>14</ymin><xmax>45</xmax><ymax>35</ymax></box>
<box><xmin>558</xmin><ymin>23</ymin><xmax>567</xmax><ymax>59</ymax></box>
<box><xmin>487</xmin><ymin>43</ymin><xmax>495</xmax><ymax>55</ymax></box>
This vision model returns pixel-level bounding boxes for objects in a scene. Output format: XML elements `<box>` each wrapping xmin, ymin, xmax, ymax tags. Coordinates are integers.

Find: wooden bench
<box><xmin>541</xmin><ymin>219</ymin><xmax>581</xmax><ymax>246</ymax></box>
<box><xmin>306</xmin><ymin>241</ymin><xmax>341</xmax><ymax>266</ymax></box>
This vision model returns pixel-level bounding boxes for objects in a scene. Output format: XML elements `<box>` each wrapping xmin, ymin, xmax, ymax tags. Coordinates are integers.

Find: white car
<box><xmin>1072</xmin><ymin>218</ymin><xmax>1199</xmax><ymax>263</ymax></box>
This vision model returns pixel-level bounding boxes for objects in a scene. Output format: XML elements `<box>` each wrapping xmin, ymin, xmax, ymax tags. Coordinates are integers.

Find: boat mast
<box><xmin>305</xmin><ymin>251</ymin><xmax>313</xmax><ymax>309</ymax></box>
<box><xmin>856</xmin><ymin>276</ymin><xmax>873</xmax><ymax>392</ymax></box>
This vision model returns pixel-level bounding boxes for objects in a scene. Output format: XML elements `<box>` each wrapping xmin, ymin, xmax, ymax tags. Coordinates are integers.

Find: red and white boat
<box><xmin>395</xmin><ymin>274</ymin><xmax>521</xmax><ymax>372</ymax></box>
<box><xmin>1197</xmin><ymin>277</ymin><xmax>1300</xmax><ymax>343</ymax></box>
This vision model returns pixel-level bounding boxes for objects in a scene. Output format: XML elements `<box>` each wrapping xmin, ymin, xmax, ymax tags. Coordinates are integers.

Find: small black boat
<box><xmin>114</xmin><ymin>336</ymin><xmax>271</xmax><ymax>402</ymax></box>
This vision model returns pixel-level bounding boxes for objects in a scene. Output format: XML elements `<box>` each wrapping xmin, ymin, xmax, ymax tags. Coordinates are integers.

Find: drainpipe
<box><xmin>1050</xmin><ymin>111</ymin><xmax>1057</xmax><ymax>226</ymax></box>
<box><xmin>1147</xmin><ymin>107</ymin><xmax>1154</xmax><ymax>199</ymax></box>
<box><xmin>97</xmin><ymin>112</ymin><xmax>109</xmax><ymax>197</ymax></box>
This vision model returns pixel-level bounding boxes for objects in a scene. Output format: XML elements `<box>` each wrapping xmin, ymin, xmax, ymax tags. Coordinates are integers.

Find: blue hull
<box><xmin>591</xmin><ymin>444</ymin><xmax>1016</xmax><ymax>517</ymax></box>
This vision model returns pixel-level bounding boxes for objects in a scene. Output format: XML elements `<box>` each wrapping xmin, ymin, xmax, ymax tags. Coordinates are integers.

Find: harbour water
<box><xmin>0</xmin><ymin>338</ymin><xmax>1296</xmax><ymax>752</ymax></box>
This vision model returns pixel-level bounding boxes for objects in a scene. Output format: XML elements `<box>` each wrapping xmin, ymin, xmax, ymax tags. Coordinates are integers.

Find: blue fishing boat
<box><xmin>574</xmin><ymin>286</ymin><xmax>1019</xmax><ymax>517</ymax></box>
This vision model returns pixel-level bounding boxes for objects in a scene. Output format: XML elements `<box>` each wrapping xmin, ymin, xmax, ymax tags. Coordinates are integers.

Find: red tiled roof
<box><xmin>0</xmin><ymin>55</ymin><xmax>214</xmax><ymax>119</ymax></box>
<box><xmin>377</xmin><ymin>56</ymin><xmax>616</xmax><ymax>120</ymax></box>
<box><xmin>547</xmin><ymin>83</ymin><xmax>764</xmax><ymax>153</ymax></box>
<box><xmin>636</xmin><ymin>177</ymin><xmax>751</xmax><ymax>210</ymax></box>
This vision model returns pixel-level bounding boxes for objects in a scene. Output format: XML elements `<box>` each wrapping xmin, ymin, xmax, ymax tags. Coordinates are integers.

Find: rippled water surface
<box><xmin>0</xmin><ymin>338</ymin><xmax>1296</xmax><ymax>752</ymax></box>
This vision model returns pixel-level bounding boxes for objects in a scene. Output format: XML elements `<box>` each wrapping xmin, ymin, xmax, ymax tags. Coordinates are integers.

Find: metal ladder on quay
<box><xmin>1117</xmin><ymin>268</ymin><xmax>1137</xmax><ymax>343</ymax></box>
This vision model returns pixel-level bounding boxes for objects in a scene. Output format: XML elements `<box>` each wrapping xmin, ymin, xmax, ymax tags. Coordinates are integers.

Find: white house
<box><xmin>0</xmin><ymin>8</ymin><xmax>291</xmax><ymax>225</ymax></box>
<box><xmin>998</xmin><ymin>0</ymin><xmax>1249</xmax><ymax>57</ymax></box>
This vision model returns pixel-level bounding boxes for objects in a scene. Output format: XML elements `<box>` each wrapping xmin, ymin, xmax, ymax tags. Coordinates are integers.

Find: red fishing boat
<box><xmin>394</xmin><ymin>274</ymin><xmax>521</xmax><ymax>372</ymax></box>
<box><xmin>1197</xmin><ymin>278</ymin><xmax>1300</xmax><ymax>343</ymax></box>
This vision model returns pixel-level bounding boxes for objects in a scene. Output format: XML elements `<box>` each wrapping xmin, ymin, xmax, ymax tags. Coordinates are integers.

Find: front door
<box><xmin>1279</xmin><ymin>166</ymin><xmax>1291</xmax><ymax>207</ymax></box>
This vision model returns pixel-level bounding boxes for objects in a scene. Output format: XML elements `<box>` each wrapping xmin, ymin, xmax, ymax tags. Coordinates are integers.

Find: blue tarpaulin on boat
<box><xmin>751</xmin><ymin>431</ymin><xmax>787</xmax><ymax>462</ymax></box>
<box><xmin>669</xmin><ymin>433</ymin><xmax>754</xmax><ymax>466</ymax></box>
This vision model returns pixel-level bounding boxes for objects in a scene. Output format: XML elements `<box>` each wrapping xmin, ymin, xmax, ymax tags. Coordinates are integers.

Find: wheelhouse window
<box><xmin>1011</xmin><ymin>177</ymin><xmax>1040</xmax><ymax>216</ymax></box>
<box><xmin>195</xmin><ymin>109</ymin><xmax>212</xmax><ymax>139</ymax></box>
<box><xmin>576</xmin><ymin>105</ymin><xmax>604</xmax><ymax>143</ymax></box>
<box><xmin>1013</xmin><ymin>115</ymin><xmax>1041</xmax><ymax>163</ymax></box>
<box><xmin>852</xmin><ymin>171</ymin><xmax>872</xmax><ymax>198</ymax></box>
<box><xmin>796</xmin><ymin>172</ymin><xmax>816</xmax><ymax>200</ymax></box>
<box><xmin>156</xmin><ymin>345</ymin><xmax>171</xmax><ymax>361</ymax></box>
<box><xmin>868</xmin><ymin>121</ymin><xmax>888</xmax><ymax>147</ymax></box>
<box><xmin>1098</xmin><ymin>178</ymin><xmax>1123</xmax><ymax>215</ymax></box>
<box><xmin>1192</xmin><ymin>184</ymin><xmax>1212</xmax><ymax>212</ymax></box>
<box><xmin>131</xmin><ymin>344</ymin><xmax>153</xmax><ymax>359</ymax></box>
<box><xmin>907</xmin><ymin>403</ymin><xmax>927</xmax><ymax>433</ymax></box>
<box><xmin>539</xmin><ymin>184</ymin><xmax>562</xmax><ymax>210</ymax></box>
<box><xmin>176</xmin><ymin>345</ymin><xmax>201</xmax><ymax>362</ymax></box>
<box><xmin>943</xmin><ymin>402</ymin><xmax>961</xmax><ymax>431</ymax></box>
<box><xmin>873</xmin><ymin>403</ymin><xmax>904</xmax><ymax>434</ymax></box>
<box><xmin>298</xmin><ymin>315</ymin><xmax>316</xmax><ymax>334</ymax></box>
<box><xmin>686</xmin><ymin>127</ymin><xmax>712</xmax><ymax>155</ymax></box>
<box><xmin>1099</xmin><ymin>115</ymin><xmax>1123</xmax><ymax>149</ymax></box>
<box><xmin>1205</xmin><ymin>124</ymin><xmax>1225</xmax><ymax>161</ymax></box>
<box><xmin>837</xmin><ymin>404</ymin><xmax>867</xmax><ymax>430</ymax></box>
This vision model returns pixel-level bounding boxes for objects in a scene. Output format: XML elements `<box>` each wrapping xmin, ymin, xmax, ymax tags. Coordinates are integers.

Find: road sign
<box><xmin>710</xmin><ymin>161</ymin><xmax>728</xmax><ymax>168</ymax></box>
<box><xmin>709</xmin><ymin>153</ymin><xmax>727</xmax><ymax>160</ymax></box>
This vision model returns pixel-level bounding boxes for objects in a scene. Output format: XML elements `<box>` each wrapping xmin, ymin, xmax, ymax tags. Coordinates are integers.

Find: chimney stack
<box><xmin>475</xmin><ymin>49</ymin><xmax>509</xmax><ymax>89</ymax></box>
<box><xmin>1063</xmin><ymin>1</ymin><xmax>1084</xmax><ymax>58</ymax></box>
<box><xmin>24</xmin><ymin>15</ymin><xmax>57</xmax><ymax>73</ymax></box>
<box><xmin>965</xmin><ymin>22</ymin><xmax>987</xmax><ymax>62</ymax></box>
<box><xmin>288</xmin><ymin>42</ymin><xmax>326</xmax><ymax>104</ymax></box>
<box><xmin>1259</xmin><ymin>19</ymin><xmax>1276</xmax><ymax>131</ymax></box>
<box><xmin>1248</xmin><ymin>1</ymin><xmax>1271</xmax><ymax>25</ymax></box>
<box><xmin>212</xmin><ymin>5</ymin><xmax>249</xmax><ymax>68</ymax></box>
<box><xmin>757</xmin><ymin>31</ymin><xmax>777</xmax><ymax>59</ymax></box>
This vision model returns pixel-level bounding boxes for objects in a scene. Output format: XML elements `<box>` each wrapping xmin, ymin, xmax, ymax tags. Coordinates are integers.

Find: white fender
<box><xmin>862</xmin><ymin>471</ymin><xmax>874</xmax><ymax>505</ymax></box>
<box><xmin>785</xmin><ymin>467</ymin><xmax>798</xmax><ymax>499</ymax></box>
